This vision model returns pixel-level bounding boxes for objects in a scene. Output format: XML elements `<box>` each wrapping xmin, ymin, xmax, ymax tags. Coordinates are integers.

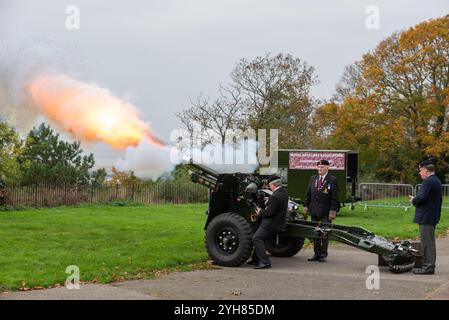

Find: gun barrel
<box><xmin>188</xmin><ymin>161</ymin><xmax>221</xmax><ymax>189</ymax></box>
<box><xmin>188</xmin><ymin>162</ymin><xmax>219</xmax><ymax>178</ymax></box>
<box><xmin>190</xmin><ymin>170</ymin><xmax>217</xmax><ymax>189</ymax></box>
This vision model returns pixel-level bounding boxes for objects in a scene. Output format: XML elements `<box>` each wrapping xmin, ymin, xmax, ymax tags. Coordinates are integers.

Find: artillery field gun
<box><xmin>189</xmin><ymin>161</ymin><xmax>418</xmax><ymax>273</ymax></box>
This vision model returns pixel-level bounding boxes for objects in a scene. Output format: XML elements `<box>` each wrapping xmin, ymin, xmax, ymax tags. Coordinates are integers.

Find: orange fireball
<box><xmin>27</xmin><ymin>74</ymin><xmax>164</xmax><ymax>149</ymax></box>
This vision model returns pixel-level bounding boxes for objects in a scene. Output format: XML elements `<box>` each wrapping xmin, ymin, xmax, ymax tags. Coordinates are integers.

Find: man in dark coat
<box><xmin>409</xmin><ymin>160</ymin><xmax>442</xmax><ymax>275</ymax></box>
<box><xmin>249</xmin><ymin>175</ymin><xmax>288</xmax><ymax>269</ymax></box>
<box><xmin>304</xmin><ymin>159</ymin><xmax>340</xmax><ymax>262</ymax></box>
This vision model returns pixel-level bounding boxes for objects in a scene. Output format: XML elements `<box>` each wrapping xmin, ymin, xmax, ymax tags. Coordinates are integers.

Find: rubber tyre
<box><xmin>266</xmin><ymin>236</ymin><xmax>305</xmax><ymax>257</ymax></box>
<box><xmin>205</xmin><ymin>213</ymin><xmax>253</xmax><ymax>267</ymax></box>
<box><xmin>388</xmin><ymin>262</ymin><xmax>415</xmax><ymax>274</ymax></box>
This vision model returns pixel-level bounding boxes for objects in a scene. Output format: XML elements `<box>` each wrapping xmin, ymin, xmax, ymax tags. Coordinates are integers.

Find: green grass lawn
<box><xmin>360</xmin><ymin>196</ymin><xmax>449</xmax><ymax>208</ymax></box>
<box><xmin>0</xmin><ymin>204</ymin><xmax>209</xmax><ymax>291</ymax></box>
<box><xmin>336</xmin><ymin>205</ymin><xmax>449</xmax><ymax>239</ymax></box>
<box><xmin>360</xmin><ymin>196</ymin><xmax>412</xmax><ymax>207</ymax></box>
<box><xmin>0</xmin><ymin>203</ymin><xmax>448</xmax><ymax>291</ymax></box>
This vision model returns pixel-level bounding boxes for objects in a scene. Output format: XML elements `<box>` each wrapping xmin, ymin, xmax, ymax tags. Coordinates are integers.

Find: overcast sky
<box><xmin>0</xmin><ymin>0</ymin><xmax>447</xmax><ymax>167</ymax></box>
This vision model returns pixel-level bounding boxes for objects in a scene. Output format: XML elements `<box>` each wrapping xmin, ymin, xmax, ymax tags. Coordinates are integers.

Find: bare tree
<box><xmin>177</xmin><ymin>53</ymin><xmax>318</xmax><ymax>150</ymax></box>
<box><xmin>176</xmin><ymin>85</ymin><xmax>243</xmax><ymax>146</ymax></box>
<box><xmin>231</xmin><ymin>53</ymin><xmax>318</xmax><ymax>147</ymax></box>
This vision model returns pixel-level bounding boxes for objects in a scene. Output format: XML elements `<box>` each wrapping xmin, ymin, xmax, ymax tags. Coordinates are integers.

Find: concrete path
<box><xmin>2</xmin><ymin>236</ymin><xmax>449</xmax><ymax>300</ymax></box>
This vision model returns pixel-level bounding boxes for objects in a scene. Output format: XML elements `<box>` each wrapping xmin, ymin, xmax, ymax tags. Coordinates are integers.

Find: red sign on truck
<box><xmin>289</xmin><ymin>152</ymin><xmax>345</xmax><ymax>170</ymax></box>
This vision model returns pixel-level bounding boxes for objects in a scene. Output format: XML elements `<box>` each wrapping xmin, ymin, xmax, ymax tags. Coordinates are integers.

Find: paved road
<box><xmin>2</xmin><ymin>236</ymin><xmax>449</xmax><ymax>300</ymax></box>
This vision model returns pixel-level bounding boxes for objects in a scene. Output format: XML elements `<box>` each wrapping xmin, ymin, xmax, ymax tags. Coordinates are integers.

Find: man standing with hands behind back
<box><xmin>304</xmin><ymin>159</ymin><xmax>340</xmax><ymax>262</ymax></box>
<box><xmin>409</xmin><ymin>160</ymin><xmax>442</xmax><ymax>275</ymax></box>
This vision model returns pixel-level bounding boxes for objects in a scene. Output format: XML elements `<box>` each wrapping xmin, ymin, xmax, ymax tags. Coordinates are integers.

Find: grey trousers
<box><xmin>252</xmin><ymin>225</ymin><xmax>276</xmax><ymax>265</ymax></box>
<box><xmin>419</xmin><ymin>224</ymin><xmax>436</xmax><ymax>270</ymax></box>
<box><xmin>312</xmin><ymin>215</ymin><xmax>330</xmax><ymax>258</ymax></box>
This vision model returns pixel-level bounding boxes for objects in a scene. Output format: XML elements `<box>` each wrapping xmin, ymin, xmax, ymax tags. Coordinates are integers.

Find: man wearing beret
<box><xmin>409</xmin><ymin>160</ymin><xmax>442</xmax><ymax>275</ymax></box>
<box><xmin>249</xmin><ymin>175</ymin><xmax>288</xmax><ymax>269</ymax></box>
<box><xmin>304</xmin><ymin>159</ymin><xmax>340</xmax><ymax>262</ymax></box>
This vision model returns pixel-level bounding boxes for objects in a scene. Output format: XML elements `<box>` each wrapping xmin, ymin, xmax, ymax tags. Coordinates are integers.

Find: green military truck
<box><xmin>272</xmin><ymin>149</ymin><xmax>359</xmax><ymax>207</ymax></box>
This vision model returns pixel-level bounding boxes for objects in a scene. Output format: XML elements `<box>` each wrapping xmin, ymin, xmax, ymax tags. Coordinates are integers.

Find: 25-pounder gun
<box><xmin>190</xmin><ymin>163</ymin><xmax>418</xmax><ymax>273</ymax></box>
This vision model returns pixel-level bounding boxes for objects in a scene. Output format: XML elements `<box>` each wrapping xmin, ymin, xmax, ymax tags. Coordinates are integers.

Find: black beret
<box><xmin>419</xmin><ymin>160</ymin><xmax>434</xmax><ymax>168</ymax></box>
<box><xmin>267</xmin><ymin>175</ymin><xmax>281</xmax><ymax>184</ymax></box>
<box><xmin>317</xmin><ymin>159</ymin><xmax>330</xmax><ymax>166</ymax></box>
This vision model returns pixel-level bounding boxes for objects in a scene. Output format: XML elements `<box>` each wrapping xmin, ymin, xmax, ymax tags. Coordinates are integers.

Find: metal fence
<box><xmin>4</xmin><ymin>181</ymin><xmax>448</xmax><ymax>210</ymax></box>
<box><xmin>358</xmin><ymin>183</ymin><xmax>415</xmax><ymax>211</ymax></box>
<box><xmin>1</xmin><ymin>182</ymin><xmax>209</xmax><ymax>207</ymax></box>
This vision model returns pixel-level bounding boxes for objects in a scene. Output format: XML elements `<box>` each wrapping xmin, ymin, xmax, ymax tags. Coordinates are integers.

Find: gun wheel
<box><xmin>266</xmin><ymin>236</ymin><xmax>304</xmax><ymax>257</ymax></box>
<box><xmin>385</xmin><ymin>254</ymin><xmax>416</xmax><ymax>273</ymax></box>
<box><xmin>205</xmin><ymin>213</ymin><xmax>253</xmax><ymax>267</ymax></box>
<box><xmin>388</xmin><ymin>262</ymin><xmax>415</xmax><ymax>273</ymax></box>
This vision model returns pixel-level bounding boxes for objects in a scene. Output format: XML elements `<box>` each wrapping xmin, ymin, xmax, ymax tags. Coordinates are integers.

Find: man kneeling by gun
<box><xmin>247</xmin><ymin>175</ymin><xmax>289</xmax><ymax>269</ymax></box>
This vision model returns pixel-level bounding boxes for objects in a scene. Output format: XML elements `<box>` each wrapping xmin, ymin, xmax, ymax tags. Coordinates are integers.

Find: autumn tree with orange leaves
<box><xmin>312</xmin><ymin>16</ymin><xmax>449</xmax><ymax>183</ymax></box>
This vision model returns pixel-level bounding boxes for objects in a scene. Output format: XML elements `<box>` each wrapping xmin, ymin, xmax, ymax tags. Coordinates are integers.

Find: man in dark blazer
<box><xmin>249</xmin><ymin>175</ymin><xmax>288</xmax><ymax>269</ymax></box>
<box><xmin>409</xmin><ymin>160</ymin><xmax>442</xmax><ymax>275</ymax></box>
<box><xmin>304</xmin><ymin>159</ymin><xmax>340</xmax><ymax>262</ymax></box>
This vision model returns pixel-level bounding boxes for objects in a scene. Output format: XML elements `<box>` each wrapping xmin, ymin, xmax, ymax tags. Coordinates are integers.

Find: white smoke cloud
<box><xmin>116</xmin><ymin>138</ymin><xmax>260</xmax><ymax>180</ymax></box>
<box><xmin>193</xmin><ymin>139</ymin><xmax>259</xmax><ymax>174</ymax></box>
<box><xmin>115</xmin><ymin>141</ymin><xmax>181</xmax><ymax>180</ymax></box>
<box><xmin>0</xmin><ymin>44</ymin><xmax>38</xmax><ymax>130</ymax></box>
<box><xmin>0</xmin><ymin>35</ymin><xmax>85</xmax><ymax>132</ymax></box>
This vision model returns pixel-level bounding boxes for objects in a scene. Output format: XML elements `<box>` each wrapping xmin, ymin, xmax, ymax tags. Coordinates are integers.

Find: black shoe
<box><xmin>254</xmin><ymin>263</ymin><xmax>271</xmax><ymax>269</ymax></box>
<box><xmin>308</xmin><ymin>255</ymin><xmax>320</xmax><ymax>261</ymax></box>
<box><xmin>318</xmin><ymin>256</ymin><xmax>327</xmax><ymax>262</ymax></box>
<box><xmin>413</xmin><ymin>268</ymin><xmax>434</xmax><ymax>275</ymax></box>
<box><xmin>246</xmin><ymin>259</ymin><xmax>258</xmax><ymax>265</ymax></box>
